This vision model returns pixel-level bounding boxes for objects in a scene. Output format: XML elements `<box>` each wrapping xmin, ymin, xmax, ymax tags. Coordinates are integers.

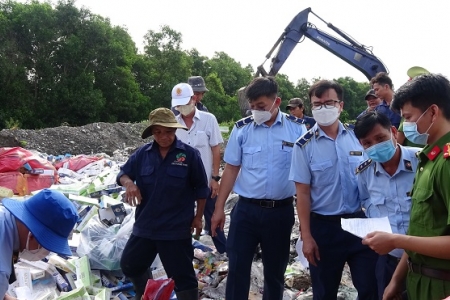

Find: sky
<box><xmin>21</xmin><ymin>0</ymin><xmax>450</xmax><ymax>89</ymax></box>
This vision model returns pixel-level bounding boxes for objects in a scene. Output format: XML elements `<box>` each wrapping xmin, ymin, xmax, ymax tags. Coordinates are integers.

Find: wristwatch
<box><xmin>212</xmin><ymin>175</ymin><xmax>221</xmax><ymax>182</ymax></box>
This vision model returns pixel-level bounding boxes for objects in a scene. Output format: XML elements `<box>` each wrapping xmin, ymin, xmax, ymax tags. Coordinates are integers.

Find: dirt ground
<box><xmin>0</xmin><ymin>122</ymin><xmax>149</xmax><ymax>157</ymax></box>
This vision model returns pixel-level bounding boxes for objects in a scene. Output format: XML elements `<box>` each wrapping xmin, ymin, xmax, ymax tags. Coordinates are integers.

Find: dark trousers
<box><xmin>226</xmin><ymin>198</ymin><xmax>295</xmax><ymax>300</ymax></box>
<box><xmin>203</xmin><ymin>191</ymin><xmax>227</xmax><ymax>253</ymax></box>
<box><xmin>120</xmin><ymin>234</ymin><xmax>197</xmax><ymax>292</ymax></box>
<box><xmin>376</xmin><ymin>255</ymin><xmax>407</xmax><ymax>300</ymax></box>
<box><xmin>309</xmin><ymin>212</ymin><xmax>378</xmax><ymax>300</ymax></box>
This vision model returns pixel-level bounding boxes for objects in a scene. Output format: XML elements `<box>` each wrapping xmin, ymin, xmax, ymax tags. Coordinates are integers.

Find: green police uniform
<box><xmin>406</xmin><ymin>131</ymin><xmax>450</xmax><ymax>300</ymax></box>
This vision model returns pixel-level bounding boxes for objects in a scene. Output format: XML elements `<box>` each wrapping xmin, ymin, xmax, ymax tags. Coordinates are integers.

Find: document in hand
<box><xmin>341</xmin><ymin>217</ymin><xmax>392</xmax><ymax>239</ymax></box>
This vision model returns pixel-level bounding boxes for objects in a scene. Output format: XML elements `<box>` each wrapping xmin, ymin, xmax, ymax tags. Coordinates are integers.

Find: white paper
<box><xmin>295</xmin><ymin>236</ymin><xmax>309</xmax><ymax>269</ymax></box>
<box><xmin>341</xmin><ymin>217</ymin><xmax>392</xmax><ymax>238</ymax></box>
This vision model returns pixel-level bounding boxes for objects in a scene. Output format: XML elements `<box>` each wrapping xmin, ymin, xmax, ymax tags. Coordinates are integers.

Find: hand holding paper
<box><xmin>342</xmin><ymin>217</ymin><xmax>396</xmax><ymax>255</ymax></box>
<box><xmin>341</xmin><ymin>217</ymin><xmax>392</xmax><ymax>239</ymax></box>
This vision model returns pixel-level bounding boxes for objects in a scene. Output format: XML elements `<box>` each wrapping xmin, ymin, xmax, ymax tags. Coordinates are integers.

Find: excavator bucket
<box><xmin>269</xmin><ymin>8</ymin><xmax>310</xmax><ymax>76</ymax></box>
<box><xmin>237</xmin><ymin>86</ymin><xmax>251</xmax><ymax>118</ymax></box>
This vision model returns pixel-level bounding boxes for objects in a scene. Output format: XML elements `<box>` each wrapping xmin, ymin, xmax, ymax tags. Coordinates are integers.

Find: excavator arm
<box><xmin>263</xmin><ymin>7</ymin><xmax>387</xmax><ymax>79</ymax></box>
<box><xmin>238</xmin><ymin>7</ymin><xmax>387</xmax><ymax>117</ymax></box>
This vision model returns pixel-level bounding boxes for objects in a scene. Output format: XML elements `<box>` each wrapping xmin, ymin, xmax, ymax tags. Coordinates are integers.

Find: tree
<box><xmin>138</xmin><ymin>25</ymin><xmax>192</xmax><ymax>111</ymax></box>
<box><xmin>208</xmin><ymin>52</ymin><xmax>252</xmax><ymax>97</ymax></box>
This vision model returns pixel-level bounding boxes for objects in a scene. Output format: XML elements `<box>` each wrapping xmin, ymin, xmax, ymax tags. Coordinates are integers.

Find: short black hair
<box><xmin>391</xmin><ymin>73</ymin><xmax>450</xmax><ymax>120</ymax></box>
<box><xmin>245</xmin><ymin>76</ymin><xmax>278</xmax><ymax>101</ymax></box>
<box><xmin>354</xmin><ymin>111</ymin><xmax>392</xmax><ymax>140</ymax></box>
<box><xmin>370</xmin><ymin>72</ymin><xmax>393</xmax><ymax>90</ymax></box>
<box><xmin>308</xmin><ymin>80</ymin><xmax>344</xmax><ymax>101</ymax></box>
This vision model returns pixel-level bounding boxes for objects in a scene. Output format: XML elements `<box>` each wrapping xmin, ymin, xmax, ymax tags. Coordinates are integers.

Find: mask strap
<box><xmin>25</xmin><ymin>232</ymin><xmax>31</xmax><ymax>250</ymax></box>
<box><xmin>25</xmin><ymin>232</ymin><xmax>41</xmax><ymax>251</ymax></box>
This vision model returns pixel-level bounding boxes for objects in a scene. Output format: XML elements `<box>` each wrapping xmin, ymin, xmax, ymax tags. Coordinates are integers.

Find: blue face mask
<box><xmin>402</xmin><ymin>107</ymin><xmax>434</xmax><ymax>146</ymax></box>
<box><xmin>364</xmin><ymin>134</ymin><xmax>397</xmax><ymax>163</ymax></box>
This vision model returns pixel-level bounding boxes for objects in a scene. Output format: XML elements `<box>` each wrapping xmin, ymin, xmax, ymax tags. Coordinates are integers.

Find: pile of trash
<box><xmin>0</xmin><ymin>147</ymin><xmax>357</xmax><ymax>299</ymax></box>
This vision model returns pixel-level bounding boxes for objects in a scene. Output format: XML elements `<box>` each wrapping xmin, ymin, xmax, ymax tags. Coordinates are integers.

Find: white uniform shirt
<box><xmin>176</xmin><ymin>108</ymin><xmax>223</xmax><ymax>185</ymax></box>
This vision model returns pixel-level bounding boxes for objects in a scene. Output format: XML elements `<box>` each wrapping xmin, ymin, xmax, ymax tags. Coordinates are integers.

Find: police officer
<box><xmin>354</xmin><ymin>111</ymin><xmax>421</xmax><ymax>299</ymax></box>
<box><xmin>362</xmin><ymin>74</ymin><xmax>450</xmax><ymax>300</ymax></box>
<box><xmin>211</xmin><ymin>76</ymin><xmax>307</xmax><ymax>300</ymax></box>
<box><xmin>118</xmin><ymin>108</ymin><xmax>209</xmax><ymax>300</ymax></box>
<box><xmin>289</xmin><ymin>79</ymin><xmax>378</xmax><ymax>300</ymax></box>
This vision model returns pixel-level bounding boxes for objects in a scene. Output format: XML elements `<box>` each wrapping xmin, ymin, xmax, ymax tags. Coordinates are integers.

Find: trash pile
<box><xmin>0</xmin><ymin>146</ymin><xmax>357</xmax><ymax>300</ymax></box>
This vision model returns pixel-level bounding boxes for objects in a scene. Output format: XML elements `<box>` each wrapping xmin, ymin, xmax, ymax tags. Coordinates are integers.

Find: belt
<box><xmin>239</xmin><ymin>196</ymin><xmax>293</xmax><ymax>208</ymax></box>
<box><xmin>407</xmin><ymin>259</ymin><xmax>450</xmax><ymax>281</ymax></box>
<box><xmin>310</xmin><ymin>211</ymin><xmax>364</xmax><ymax>222</ymax></box>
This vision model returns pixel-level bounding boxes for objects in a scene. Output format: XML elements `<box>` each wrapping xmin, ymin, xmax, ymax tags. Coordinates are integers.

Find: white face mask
<box><xmin>18</xmin><ymin>232</ymin><xmax>50</xmax><ymax>261</ymax></box>
<box><xmin>251</xmin><ymin>100</ymin><xmax>276</xmax><ymax>125</ymax></box>
<box><xmin>312</xmin><ymin>106</ymin><xmax>340</xmax><ymax>126</ymax></box>
<box><xmin>176</xmin><ymin>104</ymin><xmax>194</xmax><ymax>116</ymax></box>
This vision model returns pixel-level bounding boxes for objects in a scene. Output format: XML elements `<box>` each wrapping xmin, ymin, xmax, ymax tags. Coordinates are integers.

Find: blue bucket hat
<box><xmin>3</xmin><ymin>189</ymin><xmax>78</xmax><ymax>256</ymax></box>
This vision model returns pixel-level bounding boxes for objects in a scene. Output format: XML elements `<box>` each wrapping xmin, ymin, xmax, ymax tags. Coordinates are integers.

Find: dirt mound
<box><xmin>0</xmin><ymin>122</ymin><xmax>149</xmax><ymax>156</ymax></box>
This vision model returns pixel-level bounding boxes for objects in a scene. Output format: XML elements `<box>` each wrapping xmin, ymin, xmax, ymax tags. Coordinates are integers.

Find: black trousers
<box><xmin>226</xmin><ymin>198</ymin><xmax>295</xmax><ymax>300</ymax></box>
<box><xmin>309</xmin><ymin>212</ymin><xmax>378</xmax><ymax>300</ymax></box>
<box><xmin>120</xmin><ymin>234</ymin><xmax>197</xmax><ymax>292</ymax></box>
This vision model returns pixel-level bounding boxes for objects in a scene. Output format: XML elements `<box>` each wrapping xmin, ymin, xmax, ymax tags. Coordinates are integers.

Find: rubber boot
<box><xmin>129</xmin><ymin>270</ymin><xmax>152</xmax><ymax>300</ymax></box>
<box><xmin>175</xmin><ymin>288</ymin><xmax>199</xmax><ymax>300</ymax></box>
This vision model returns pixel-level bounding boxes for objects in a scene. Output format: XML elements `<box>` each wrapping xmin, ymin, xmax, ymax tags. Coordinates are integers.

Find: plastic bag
<box><xmin>54</xmin><ymin>155</ymin><xmax>102</xmax><ymax>171</ymax></box>
<box><xmin>143</xmin><ymin>278</ymin><xmax>175</xmax><ymax>300</ymax></box>
<box><xmin>0</xmin><ymin>147</ymin><xmax>56</xmax><ymax>174</ymax></box>
<box><xmin>76</xmin><ymin>209</ymin><xmax>134</xmax><ymax>270</ymax></box>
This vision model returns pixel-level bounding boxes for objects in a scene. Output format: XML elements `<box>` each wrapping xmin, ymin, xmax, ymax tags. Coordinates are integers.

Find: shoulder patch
<box><xmin>285</xmin><ymin>114</ymin><xmax>305</xmax><ymax>125</ymax></box>
<box><xmin>344</xmin><ymin>123</ymin><xmax>355</xmax><ymax>130</ymax></box>
<box><xmin>415</xmin><ymin>150</ymin><xmax>421</xmax><ymax>158</ymax></box>
<box><xmin>296</xmin><ymin>129</ymin><xmax>315</xmax><ymax>147</ymax></box>
<box><xmin>355</xmin><ymin>158</ymin><xmax>373</xmax><ymax>174</ymax></box>
<box><xmin>235</xmin><ymin>116</ymin><xmax>254</xmax><ymax>128</ymax></box>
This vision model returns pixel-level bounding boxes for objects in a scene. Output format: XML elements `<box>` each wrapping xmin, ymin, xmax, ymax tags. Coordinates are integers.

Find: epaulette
<box><xmin>285</xmin><ymin>114</ymin><xmax>305</xmax><ymax>125</ymax></box>
<box><xmin>296</xmin><ymin>129</ymin><xmax>315</xmax><ymax>148</ymax></box>
<box><xmin>344</xmin><ymin>123</ymin><xmax>355</xmax><ymax>130</ymax></box>
<box><xmin>355</xmin><ymin>158</ymin><xmax>373</xmax><ymax>174</ymax></box>
<box><xmin>235</xmin><ymin>116</ymin><xmax>254</xmax><ymax>128</ymax></box>
<box><xmin>415</xmin><ymin>150</ymin><xmax>421</xmax><ymax>158</ymax></box>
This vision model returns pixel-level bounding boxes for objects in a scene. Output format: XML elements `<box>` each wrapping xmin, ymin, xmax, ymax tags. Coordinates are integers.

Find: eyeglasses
<box><xmin>312</xmin><ymin>100</ymin><xmax>340</xmax><ymax>110</ymax></box>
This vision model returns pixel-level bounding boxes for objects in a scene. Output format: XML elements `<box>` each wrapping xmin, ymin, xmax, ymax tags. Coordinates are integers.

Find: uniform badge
<box><xmin>349</xmin><ymin>151</ymin><xmax>362</xmax><ymax>156</ymax></box>
<box><xmin>444</xmin><ymin>143</ymin><xmax>450</xmax><ymax>159</ymax></box>
<box><xmin>427</xmin><ymin>145</ymin><xmax>441</xmax><ymax>161</ymax></box>
<box><xmin>404</xmin><ymin>160</ymin><xmax>413</xmax><ymax>171</ymax></box>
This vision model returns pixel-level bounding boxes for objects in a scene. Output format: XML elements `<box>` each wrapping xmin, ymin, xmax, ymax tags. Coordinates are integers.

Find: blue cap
<box><xmin>3</xmin><ymin>189</ymin><xmax>78</xmax><ymax>256</ymax></box>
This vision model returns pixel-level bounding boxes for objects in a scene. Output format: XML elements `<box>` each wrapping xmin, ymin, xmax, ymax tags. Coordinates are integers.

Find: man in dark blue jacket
<box><xmin>118</xmin><ymin>108</ymin><xmax>209</xmax><ymax>300</ymax></box>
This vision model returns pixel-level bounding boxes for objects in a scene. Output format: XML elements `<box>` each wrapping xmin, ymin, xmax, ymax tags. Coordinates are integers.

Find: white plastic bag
<box><xmin>76</xmin><ymin>209</ymin><xmax>134</xmax><ymax>270</ymax></box>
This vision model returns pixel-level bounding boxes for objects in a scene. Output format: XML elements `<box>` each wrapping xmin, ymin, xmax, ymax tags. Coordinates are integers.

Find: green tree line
<box><xmin>0</xmin><ymin>0</ymin><xmax>370</xmax><ymax>130</ymax></box>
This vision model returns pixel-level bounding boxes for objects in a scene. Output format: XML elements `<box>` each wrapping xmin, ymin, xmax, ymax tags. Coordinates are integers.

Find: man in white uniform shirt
<box><xmin>171</xmin><ymin>83</ymin><xmax>226</xmax><ymax>253</ymax></box>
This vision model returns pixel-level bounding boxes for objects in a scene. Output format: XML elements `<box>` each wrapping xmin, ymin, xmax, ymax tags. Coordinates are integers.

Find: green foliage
<box><xmin>0</xmin><ymin>1</ymin><xmax>373</xmax><ymax>130</ymax></box>
<box><xmin>5</xmin><ymin>117</ymin><xmax>21</xmax><ymax>129</ymax></box>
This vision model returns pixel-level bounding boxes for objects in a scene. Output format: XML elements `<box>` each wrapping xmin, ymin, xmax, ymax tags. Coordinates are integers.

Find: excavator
<box><xmin>238</xmin><ymin>7</ymin><xmax>388</xmax><ymax>117</ymax></box>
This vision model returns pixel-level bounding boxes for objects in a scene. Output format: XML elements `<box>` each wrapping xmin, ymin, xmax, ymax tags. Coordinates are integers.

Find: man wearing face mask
<box><xmin>0</xmin><ymin>189</ymin><xmax>78</xmax><ymax>299</ymax></box>
<box><xmin>354</xmin><ymin>111</ymin><xmax>420</xmax><ymax>300</ymax></box>
<box><xmin>362</xmin><ymin>74</ymin><xmax>450</xmax><ymax>300</ymax></box>
<box><xmin>210</xmin><ymin>76</ymin><xmax>306</xmax><ymax>300</ymax></box>
<box><xmin>289</xmin><ymin>80</ymin><xmax>378</xmax><ymax>299</ymax></box>
<box><xmin>171</xmin><ymin>83</ymin><xmax>226</xmax><ymax>253</ymax></box>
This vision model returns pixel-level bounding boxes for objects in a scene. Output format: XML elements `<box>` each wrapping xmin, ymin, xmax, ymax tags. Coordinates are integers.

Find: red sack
<box><xmin>0</xmin><ymin>147</ymin><xmax>56</xmax><ymax>174</ymax></box>
<box><xmin>54</xmin><ymin>155</ymin><xmax>102</xmax><ymax>171</ymax></box>
<box><xmin>143</xmin><ymin>278</ymin><xmax>175</xmax><ymax>300</ymax></box>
